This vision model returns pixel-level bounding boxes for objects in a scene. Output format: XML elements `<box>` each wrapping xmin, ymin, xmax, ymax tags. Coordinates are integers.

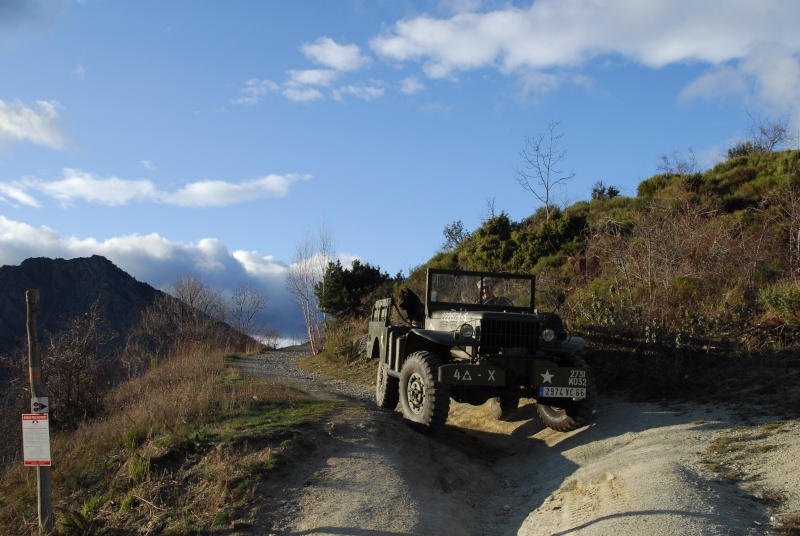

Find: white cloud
<box><xmin>165</xmin><ymin>173</ymin><xmax>311</xmax><ymax>207</ymax></box>
<box><xmin>301</xmin><ymin>36</ymin><xmax>371</xmax><ymax>71</ymax></box>
<box><xmin>679</xmin><ymin>42</ymin><xmax>800</xmax><ymax>122</ymax></box>
<box><xmin>140</xmin><ymin>160</ymin><xmax>156</xmax><ymax>171</ymax></box>
<box><xmin>400</xmin><ymin>77</ymin><xmax>424</xmax><ymax>95</ymax></box>
<box><xmin>741</xmin><ymin>43</ymin><xmax>800</xmax><ymax>119</ymax></box>
<box><xmin>367</xmin><ymin>0</ymin><xmax>800</xmax><ymax>117</ymax></box>
<box><xmin>287</xmin><ymin>69</ymin><xmax>340</xmax><ymax>87</ymax></box>
<box><xmin>0</xmin><ymin>216</ymin><xmax>64</xmax><ymax>262</ymax></box>
<box><xmin>679</xmin><ymin>65</ymin><xmax>747</xmax><ymax>102</ymax></box>
<box><xmin>332</xmin><ymin>85</ymin><xmax>385</xmax><ymax>102</ymax></box>
<box><xmin>0</xmin><ymin>215</ymin><xmax>304</xmax><ymax>336</ymax></box>
<box><xmin>372</xmin><ymin>1</ymin><xmax>800</xmax><ymax>73</ymax></box>
<box><xmin>232</xmin><ymin>78</ymin><xmax>280</xmax><ymax>105</ymax></box>
<box><xmin>2</xmin><ymin>169</ymin><xmax>312</xmax><ymax>208</ymax></box>
<box><xmin>233</xmin><ymin>250</ymin><xmax>287</xmax><ymax>278</ymax></box>
<box><xmin>71</xmin><ymin>63</ymin><xmax>86</xmax><ymax>79</ymax></box>
<box><xmin>240</xmin><ymin>39</ymin><xmax>372</xmax><ymax>105</ymax></box>
<box><xmin>0</xmin><ymin>182</ymin><xmax>40</xmax><ymax>207</ymax></box>
<box><xmin>0</xmin><ymin>99</ymin><xmax>70</xmax><ymax>149</ymax></box>
<box><xmin>283</xmin><ymin>87</ymin><xmax>325</xmax><ymax>103</ymax></box>
<box><xmin>25</xmin><ymin>168</ymin><xmax>157</xmax><ymax>207</ymax></box>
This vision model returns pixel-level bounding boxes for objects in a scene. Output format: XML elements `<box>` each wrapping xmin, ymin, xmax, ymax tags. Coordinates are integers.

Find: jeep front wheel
<box><xmin>399</xmin><ymin>351</ymin><xmax>450</xmax><ymax>430</ymax></box>
<box><xmin>375</xmin><ymin>360</ymin><xmax>399</xmax><ymax>410</ymax></box>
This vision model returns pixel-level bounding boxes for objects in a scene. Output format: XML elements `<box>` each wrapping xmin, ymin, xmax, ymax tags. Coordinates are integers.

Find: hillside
<box><xmin>408</xmin><ymin>149</ymin><xmax>800</xmax><ymax>356</ymax></box>
<box><xmin>0</xmin><ymin>255</ymin><xmax>160</xmax><ymax>357</ymax></box>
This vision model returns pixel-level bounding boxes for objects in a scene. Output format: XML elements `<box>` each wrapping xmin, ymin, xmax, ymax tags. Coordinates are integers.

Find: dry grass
<box><xmin>779</xmin><ymin>512</ymin><xmax>800</xmax><ymax>535</ymax></box>
<box><xmin>0</xmin><ymin>343</ymin><xmax>338</xmax><ymax>535</ymax></box>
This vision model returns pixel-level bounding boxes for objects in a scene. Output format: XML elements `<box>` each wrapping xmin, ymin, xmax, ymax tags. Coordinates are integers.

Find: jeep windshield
<box><xmin>426</xmin><ymin>269</ymin><xmax>535</xmax><ymax>314</ymax></box>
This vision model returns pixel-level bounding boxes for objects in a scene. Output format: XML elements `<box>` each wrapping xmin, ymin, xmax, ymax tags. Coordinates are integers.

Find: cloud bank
<box><xmin>231</xmin><ymin>1</ymin><xmax>800</xmax><ymax>119</ymax></box>
<box><xmin>0</xmin><ymin>215</ymin><xmax>308</xmax><ymax>338</ymax></box>
<box><xmin>0</xmin><ymin>169</ymin><xmax>312</xmax><ymax>208</ymax></box>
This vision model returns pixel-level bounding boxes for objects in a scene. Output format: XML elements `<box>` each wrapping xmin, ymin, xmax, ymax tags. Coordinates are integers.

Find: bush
<box><xmin>760</xmin><ymin>283</ymin><xmax>800</xmax><ymax>337</ymax></box>
<box><xmin>321</xmin><ymin>318</ymin><xmax>364</xmax><ymax>363</ymax></box>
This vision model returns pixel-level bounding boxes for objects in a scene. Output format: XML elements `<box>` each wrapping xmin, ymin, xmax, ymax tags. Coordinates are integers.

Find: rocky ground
<box><xmin>233</xmin><ymin>346</ymin><xmax>800</xmax><ymax>535</ymax></box>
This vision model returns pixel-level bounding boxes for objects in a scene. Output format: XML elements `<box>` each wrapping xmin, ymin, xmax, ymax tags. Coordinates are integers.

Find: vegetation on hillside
<box><xmin>0</xmin><ymin>276</ymin><xmax>329</xmax><ymax>534</ymax></box>
<box><xmin>0</xmin><ymin>343</ymin><xmax>334</xmax><ymax>534</ymax></box>
<box><xmin>405</xmin><ymin>147</ymin><xmax>800</xmax><ymax>355</ymax></box>
<box><xmin>312</xmin><ymin>117</ymin><xmax>799</xmax><ymax>370</ymax></box>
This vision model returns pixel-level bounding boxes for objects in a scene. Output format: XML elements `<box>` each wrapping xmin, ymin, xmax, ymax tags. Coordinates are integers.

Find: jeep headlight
<box><xmin>458</xmin><ymin>323</ymin><xmax>474</xmax><ymax>339</ymax></box>
<box><xmin>541</xmin><ymin>328</ymin><xmax>556</xmax><ymax>343</ymax></box>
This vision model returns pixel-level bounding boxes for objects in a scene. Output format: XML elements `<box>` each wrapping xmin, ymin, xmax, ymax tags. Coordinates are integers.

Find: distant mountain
<box><xmin>0</xmin><ymin>255</ymin><xmax>161</xmax><ymax>356</ymax></box>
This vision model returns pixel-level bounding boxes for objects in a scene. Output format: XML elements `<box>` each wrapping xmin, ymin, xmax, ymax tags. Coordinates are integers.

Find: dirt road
<box><xmin>239</xmin><ymin>348</ymin><xmax>800</xmax><ymax>535</ymax></box>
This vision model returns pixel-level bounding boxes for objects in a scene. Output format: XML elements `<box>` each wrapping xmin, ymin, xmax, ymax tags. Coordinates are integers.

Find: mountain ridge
<box><xmin>0</xmin><ymin>255</ymin><xmax>161</xmax><ymax>357</ymax></box>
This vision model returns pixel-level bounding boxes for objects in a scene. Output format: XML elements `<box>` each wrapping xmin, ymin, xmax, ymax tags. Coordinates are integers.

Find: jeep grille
<box><xmin>480</xmin><ymin>318</ymin><xmax>539</xmax><ymax>353</ymax></box>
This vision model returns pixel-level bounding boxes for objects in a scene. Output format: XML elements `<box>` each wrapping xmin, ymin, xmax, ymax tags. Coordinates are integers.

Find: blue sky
<box><xmin>2</xmin><ymin>0</ymin><xmax>800</xmax><ymax>339</ymax></box>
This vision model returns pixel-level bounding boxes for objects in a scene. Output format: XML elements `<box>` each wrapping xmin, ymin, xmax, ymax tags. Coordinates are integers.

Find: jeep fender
<box><xmin>540</xmin><ymin>336</ymin><xmax>586</xmax><ymax>355</ymax></box>
<box><xmin>403</xmin><ymin>328</ymin><xmax>459</xmax><ymax>360</ymax></box>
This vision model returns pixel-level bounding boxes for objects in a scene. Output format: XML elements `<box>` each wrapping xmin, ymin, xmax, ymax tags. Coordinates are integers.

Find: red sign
<box><xmin>22</xmin><ymin>414</ymin><xmax>51</xmax><ymax>466</ymax></box>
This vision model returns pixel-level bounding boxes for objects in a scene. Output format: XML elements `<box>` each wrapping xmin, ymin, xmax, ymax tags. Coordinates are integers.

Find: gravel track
<box><xmin>232</xmin><ymin>344</ymin><xmax>372</xmax><ymax>403</ymax></box>
<box><xmin>232</xmin><ymin>346</ymin><xmax>800</xmax><ymax>535</ymax></box>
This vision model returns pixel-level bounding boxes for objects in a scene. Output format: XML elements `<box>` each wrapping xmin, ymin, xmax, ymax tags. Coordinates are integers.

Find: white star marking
<box><xmin>541</xmin><ymin>370</ymin><xmax>554</xmax><ymax>384</ymax></box>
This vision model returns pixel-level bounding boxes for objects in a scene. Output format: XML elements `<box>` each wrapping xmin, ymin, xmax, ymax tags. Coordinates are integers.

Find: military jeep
<box><xmin>367</xmin><ymin>268</ymin><xmax>594</xmax><ymax>431</ymax></box>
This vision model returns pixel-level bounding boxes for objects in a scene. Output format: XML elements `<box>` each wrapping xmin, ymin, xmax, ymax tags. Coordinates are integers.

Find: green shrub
<box><xmin>322</xmin><ymin>318</ymin><xmax>362</xmax><ymax>363</ymax></box>
<box><xmin>637</xmin><ymin>174</ymin><xmax>669</xmax><ymax>197</ymax></box>
<box><xmin>760</xmin><ymin>283</ymin><xmax>800</xmax><ymax>334</ymax></box>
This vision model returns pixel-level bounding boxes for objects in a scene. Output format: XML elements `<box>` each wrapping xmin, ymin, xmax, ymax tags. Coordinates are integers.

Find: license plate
<box><xmin>538</xmin><ymin>386</ymin><xmax>587</xmax><ymax>398</ymax></box>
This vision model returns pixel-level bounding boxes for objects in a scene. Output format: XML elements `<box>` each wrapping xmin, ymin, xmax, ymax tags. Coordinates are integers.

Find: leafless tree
<box><xmin>657</xmin><ymin>147</ymin><xmax>699</xmax><ymax>176</ymax></box>
<box><xmin>761</xmin><ymin>178</ymin><xmax>800</xmax><ymax>277</ymax></box>
<box><xmin>286</xmin><ymin>225</ymin><xmax>335</xmax><ymax>354</ymax></box>
<box><xmin>515</xmin><ymin>120</ymin><xmax>575</xmax><ymax>220</ymax></box>
<box><xmin>42</xmin><ymin>300</ymin><xmax>116</xmax><ymax>430</ymax></box>
<box><xmin>746</xmin><ymin>110</ymin><xmax>797</xmax><ymax>153</ymax></box>
<box><xmin>484</xmin><ymin>195</ymin><xmax>497</xmax><ymax>220</ymax></box>
<box><xmin>227</xmin><ymin>281</ymin><xmax>268</xmax><ymax>338</ymax></box>
<box><xmin>168</xmin><ymin>274</ymin><xmax>226</xmax><ymax>321</ymax></box>
<box><xmin>124</xmin><ymin>276</ymin><xmax>233</xmax><ymax>367</ymax></box>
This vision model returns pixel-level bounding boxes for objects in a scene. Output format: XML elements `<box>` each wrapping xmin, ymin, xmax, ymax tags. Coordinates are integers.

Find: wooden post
<box><xmin>26</xmin><ymin>290</ymin><xmax>53</xmax><ymax>535</ymax></box>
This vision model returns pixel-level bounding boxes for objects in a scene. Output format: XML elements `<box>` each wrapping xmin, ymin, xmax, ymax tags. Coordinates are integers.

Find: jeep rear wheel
<box><xmin>536</xmin><ymin>355</ymin><xmax>595</xmax><ymax>432</ymax></box>
<box><xmin>376</xmin><ymin>360</ymin><xmax>399</xmax><ymax>410</ymax></box>
<box><xmin>399</xmin><ymin>351</ymin><xmax>450</xmax><ymax>430</ymax></box>
<box><xmin>490</xmin><ymin>396</ymin><xmax>519</xmax><ymax>421</ymax></box>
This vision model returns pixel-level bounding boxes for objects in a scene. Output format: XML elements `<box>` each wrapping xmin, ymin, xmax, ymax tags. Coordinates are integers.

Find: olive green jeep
<box><xmin>367</xmin><ymin>268</ymin><xmax>594</xmax><ymax>431</ymax></box>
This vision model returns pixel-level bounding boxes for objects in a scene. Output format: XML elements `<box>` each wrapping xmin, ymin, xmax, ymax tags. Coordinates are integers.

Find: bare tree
<box><xmin>227</xmin><ymin>281</ymin><xmax>268</xmax><ymax>338</ymax></box>
<box><xmin>657</xmin><ymin>147</ymin><xmax>699</xmax><ymax>177</ymax></box>
<box><xmin>515</xmin><ymin>120</ymin><xmax>575</xmax><ymax>220</ymax></box>
<box><xmin>42</xmin><ymin>299</ymin><xmax>116</xmax><ymax>430</ymax></box>
<box><xmin>168</xmin><ymin>275</ymin><xmax>226</xmax><ymax>321</ymax></box>
<box><xmin>761</xmin><ymin>178</ymin><xmax>800</xmax><ymax>276</ymax></box>
<box><xmin>484</xmin><ymin>195</ymin><xmax>497</xmax><ymax>220</ymax></box>
<box><xmin>746</xmin><ymin>109</ymin><xmax>797</xmax><ymax>153</ymax></box>
<box><xmin>286</xmin><ymin>225</ymin><xmax>335</xmax><ymax>354</ymax></box>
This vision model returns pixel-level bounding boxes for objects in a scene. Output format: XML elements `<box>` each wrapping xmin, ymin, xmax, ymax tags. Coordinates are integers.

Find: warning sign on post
<box><xmin>22</xmin><ymin>414</ymin><xmax>51</xmax><ymax>466</ymax></box>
